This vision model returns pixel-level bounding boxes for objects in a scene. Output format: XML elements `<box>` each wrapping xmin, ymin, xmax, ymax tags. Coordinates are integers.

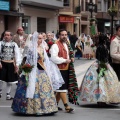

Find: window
<box><xmin>37</xmin><ymin>17</ymin><xmax>46</xmax><ymax>33</ymax></box>
<box><xmin>97</xmin><ymin>2</ymin><xmax>101</xmax><ymax>11</ymax></box>
<box><xmin>63</xmin><ymin>0</ymin><xmax>69</xmax><ymax>6</ymax></box>
<box><xmin>22</xmin><ymin>16</ymin><xmax>30</xmax><ymax>34</ymax></box>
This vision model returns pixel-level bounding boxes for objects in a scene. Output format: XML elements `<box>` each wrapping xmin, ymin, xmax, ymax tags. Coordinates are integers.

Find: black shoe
<box><xmin>58</xmin><ymin>107</ymin><xmax>63</xmax><ymax>111</ymax></box>
<box><xmin>64</xmin><ymin>103</ymin><xmax>74</xmax><ymax>113</ymax></box>
<box><xmin>65</xmin><ymin>107</ymin><xmax>74</xmax><ymax>113</ymax></box>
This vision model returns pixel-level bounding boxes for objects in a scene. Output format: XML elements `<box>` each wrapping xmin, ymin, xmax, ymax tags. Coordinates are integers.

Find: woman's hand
<box><xmin>14</xmin><ymin>65</ymin><xmax>19</xmax><ymax>73</ymax></box>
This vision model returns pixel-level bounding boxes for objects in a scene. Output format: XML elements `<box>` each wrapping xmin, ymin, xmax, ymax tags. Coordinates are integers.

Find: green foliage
<box><xmin>108</xmin><ymin>6</ymin><xmax>118</xmax><ymax>13</ymax></box>
<box><xmin>108</xmin><ymin>6</ymin><xmax>118</xmax><ymax>16</ymax></box>
<box><xmin>90</xmin><ymin>25</ymin><xmax>96</xmax><ymax>35</ymax></box>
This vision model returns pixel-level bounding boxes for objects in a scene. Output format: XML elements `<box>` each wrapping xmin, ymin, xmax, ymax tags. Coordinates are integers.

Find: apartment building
<box><xmin>80</xmin><ymin>0</ymin><xmax>97</xmax><ymax>35</ymax></box>
<box><xmin>59</xmin><ymin>0</ymin><xmax>80</xmax><ymax>36</ymax></box>
<box><xmin>0</xmin><ymin>0</ymin><xmax>63</xmax><ymax>36</ymax></box>
<box><xmin>96</xmin><ymin>0</ymin><xmax>119</xmax><ymax>33</ymax></box>
<box><xmin>59</xmin><ymin>0</ymin><xmax>97</xmax><ymax>36</ymax></box>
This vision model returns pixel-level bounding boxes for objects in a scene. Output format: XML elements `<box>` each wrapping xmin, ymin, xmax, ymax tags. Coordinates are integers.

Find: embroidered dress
<box><xmin>83</xmin><ymin>40</ymin><xmax>93</xmax><ymax>59</ymax></box>
<box><xmin>12</xmin><ymin>53</ymin><xmax>58</xmax><ymax>115</ymax></box>
<box><xmin>78</xmin><ymin>39</ymin><xmax>120</xmax><ymax>104</ymax></box>
<box><xmin>12</xmin><ymin>32</ymin><xmax>58</xmax><ymax>115</ymax></box>
<box><xmin>75</xmin><ymin>40</ymin><xmax>83</xmax><ymax>59</ymax></box>
<box><xmin>78</xmin><ymin>61</ymin><xmax>120</xmax><ymax>103</ymax></box>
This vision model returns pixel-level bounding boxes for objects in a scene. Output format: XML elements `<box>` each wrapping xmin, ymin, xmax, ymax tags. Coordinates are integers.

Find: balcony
<box><xmin>20</xmin><ymin>0</ymin><xmax>63</xmax><ymax>9</ymax></box>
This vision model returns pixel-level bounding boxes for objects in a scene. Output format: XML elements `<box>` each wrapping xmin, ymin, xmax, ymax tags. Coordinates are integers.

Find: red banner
<box><xmin>59</xmin><ymin>16</ymin><xmax>74</xmax><ymax>23</ymax></box>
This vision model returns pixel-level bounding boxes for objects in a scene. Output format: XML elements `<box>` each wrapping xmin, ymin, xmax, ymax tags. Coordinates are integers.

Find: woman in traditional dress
<box><xmin>79</xmin><ymin>33</ymin><xmax>86</xmax><ymax>51</ymax></box>
<box><xmin>11</xmin><ymin>32</ymin><xmax>59</xmax><ymax>115</ymax></box>
<box><xmin>78</xmin><ymin>34</ymin><xmax>120</xmax><ymax>105</ymax></box>
<box><xmin>75</xmin><ymin>38</ymin><xmax>83</xmax><ymax>59</ymax></box>
<box><xmin>83</xmin><ymin>35</ymin><xmax>93</xmax><ymax>59</ymax></box>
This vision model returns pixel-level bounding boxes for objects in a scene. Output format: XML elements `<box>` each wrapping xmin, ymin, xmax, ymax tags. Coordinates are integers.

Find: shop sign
<box><xmin>0</xmin><ymin>0</ymin><xmax>10</xmax><ymax>11</ymax></box>
<box><xmin>59</xmin><ymin>16</ymin><xmax>74</xmax><ymax>23</ymax></box>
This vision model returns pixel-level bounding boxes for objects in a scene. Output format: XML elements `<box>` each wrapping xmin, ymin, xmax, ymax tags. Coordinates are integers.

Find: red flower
<box><xmin>21</xmin><ymin>63</ymin><xmax>34</xmax><ymax>73</ymax></box>
<box><xmin>91</xmin><ymin>44</ymin><xmax>95</xmax><ymax>47</ymax></box>
<box><xmin>48</xmin><ymin>41</ymin><xmax>54</xmax><ymax>45</ymax></box>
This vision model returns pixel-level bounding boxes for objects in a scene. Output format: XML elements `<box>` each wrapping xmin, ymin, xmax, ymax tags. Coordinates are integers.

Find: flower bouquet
<box><xmin>91</xmin><ymin>44</ymin><xmax>95</xmax><ymax>48</ymax></box>
<box><xmin>48</xmin><ymin>41</ymin><xmax>54</xmax><ymax>45</ymax></box>
<box><xmin>20</xmin><ymin>63</ymin><xmax>34</xmax><ymax>86</ymax></box>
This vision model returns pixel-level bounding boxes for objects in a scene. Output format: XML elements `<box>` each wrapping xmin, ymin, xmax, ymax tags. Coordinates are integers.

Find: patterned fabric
<box><xmin>83</xmin><ymin>41</ymin><xmax>93</xmax><ymax>59</ymax></box>
<box><xmin>1</xmin><ymin>41</ymin><xmax>15</xmax><ymax>60</ymax></box>
<box><xmin>78</xmin><ymin>61</ymin><xmax>120</xmax><ymax>103</ymax></box>
<box><xmin>65</xmin><ymin>40</ymin><xmax>79</xmax><ymax>105</ymax></box>
<box><xmin>12</xmin><ymin>69</ymin><xmax>58</xmax><ymax>115</ymax></box>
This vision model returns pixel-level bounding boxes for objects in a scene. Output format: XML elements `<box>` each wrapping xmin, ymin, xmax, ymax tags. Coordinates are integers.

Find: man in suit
<box><xmin>13</xmin><ymin>27</ymin><xmax>28</xmax><ymax>47</ymax></box>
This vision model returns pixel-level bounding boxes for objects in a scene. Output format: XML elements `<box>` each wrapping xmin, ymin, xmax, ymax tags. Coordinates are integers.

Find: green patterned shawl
<box><xmin>65</xmin><ymin>40</ymin><xmax>79</xmax><ymax>105</ymax></box>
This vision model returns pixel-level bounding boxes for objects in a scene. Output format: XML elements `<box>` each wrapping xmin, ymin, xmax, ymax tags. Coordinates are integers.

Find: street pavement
<box><xmin>0</xmin><ymin>58</ymin><xmax>120</xmax><ymax>120</ymax></box>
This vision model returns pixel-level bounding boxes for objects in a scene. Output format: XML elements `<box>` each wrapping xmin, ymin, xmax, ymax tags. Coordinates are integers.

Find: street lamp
<box><xmin>108</xmin><ymin>0</ymin><xmax>118</xmax><ymax>39</ymax></box>
<box><xmin>88</xmin><ymin>0</ymin><xmax>96</xmax><ymax>35</ymax></box>
<box><xmin>88</xmin><ymin>0</ymin><xmax>95</xmax><ymax>19</ymax></box>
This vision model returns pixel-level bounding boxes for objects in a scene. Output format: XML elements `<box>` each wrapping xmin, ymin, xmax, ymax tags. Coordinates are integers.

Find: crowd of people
<box><xmin>0</xmin><ymin>28</ymin><xmax>78</xmax><ymax>115</ymax></box>
<box><xmin>0</xmin><ymin>25</ymin><xmax>120</xmax><ymax>116</ymax></box>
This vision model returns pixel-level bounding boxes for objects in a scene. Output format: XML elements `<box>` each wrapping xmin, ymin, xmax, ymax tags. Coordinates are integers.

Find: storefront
<box><xmin>59</xmin><ymin>15</ymin><xmax>74</xmax><ymax>34</ymax></box>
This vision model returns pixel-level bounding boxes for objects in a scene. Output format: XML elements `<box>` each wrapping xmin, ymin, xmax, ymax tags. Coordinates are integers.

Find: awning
<box><xmin>0</xmin><ymin>10</ymin><xmax>24</xmax><ymax>17</ymax></box>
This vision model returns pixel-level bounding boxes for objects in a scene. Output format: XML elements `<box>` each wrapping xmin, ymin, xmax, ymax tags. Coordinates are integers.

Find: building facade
<box><xmin>59</xmin><ymin>0</ymin><xmax>81</xmax><ymax>36</ymax></box>
<box><xmin>80</xmin><ymin>0</ymin><xmax>97</xmax><ymax>35</ymax></box>
<box><xmin>59</xmin><ymin>0</ymin><xmax>97</xmax><ymax>36</ymax></box>
<box><xmin>0</xmin><ymin>0</ymin><xmax>23</xmax><ymax>37</ymax></box>
<box><xmin>0</xmin><ymin>0</ymin><xmax>63</xmax><ymax>37</ymax></box>
<box><xmin>96</xmin><ymin>0</ymin><xmax>119</xmax><ymax>33</ymax></box>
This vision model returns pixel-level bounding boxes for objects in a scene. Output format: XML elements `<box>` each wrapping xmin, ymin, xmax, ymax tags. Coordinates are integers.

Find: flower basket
<box><xmin>108</xmin><ymin>11</ymin><xmax>117</xmax><ymax>16</ymax></box>
<box><xmin>21</xmin><ymin>64</ymin><xmax>34</xmax><ymax>73</ymax></box>
<box><xmin>108</xmin><ymin>6</ymin><xmax>118</xmax><ymax>16</ymax></box>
